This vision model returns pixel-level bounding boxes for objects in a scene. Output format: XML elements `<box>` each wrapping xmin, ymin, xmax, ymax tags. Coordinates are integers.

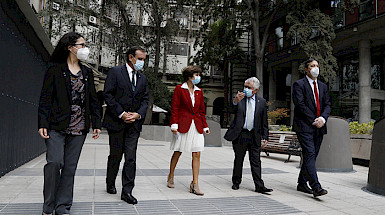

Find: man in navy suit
<box><xmin>103</xmin><ymin>46</ymin><xmax>149</xmax><ymax>204</ymax></box>
<box><xmin>292</xmin><ymin>58</ymin><xmax>331</xmax><ymax>198</ymax></box>
<box><xmin>224</xmin><ymin>77</ymin><xmax>272</xmax><ymax>194</ymax></box>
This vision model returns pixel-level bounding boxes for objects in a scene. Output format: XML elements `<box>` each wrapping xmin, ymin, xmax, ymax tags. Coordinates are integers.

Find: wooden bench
<box><xmin>261</xmin><ymin>131</ymin><xmax>301</xmax><ymax>163</ymax></box>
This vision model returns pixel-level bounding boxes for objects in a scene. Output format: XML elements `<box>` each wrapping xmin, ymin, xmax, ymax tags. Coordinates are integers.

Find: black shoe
<box><xmin>121</xmin><ymin>193</ymin><xmax>138</xmax><ymax>205</ymax></box>
<box><xmin>313</xmin><ymin>187</ymin><xmax>328</xmax><ymax>198</ymax></box>
<box><xmin>106</xmin><ymin>185</ymin><xmax>117</xmax><ymax>194</ymax></box>
<box><xmin>232</xmin><ymin>184</ymin><xmax>239</xmax><ymax>190</ymax></box>
<box><xmin>297</xmin><ymin>183</ymin><xmax>313</xmax><ymax>194</ymax></box>
<box><xmin>255</xmin><ymin>187</ymin><xmax>273</xmax><ymax>194</ymax></box>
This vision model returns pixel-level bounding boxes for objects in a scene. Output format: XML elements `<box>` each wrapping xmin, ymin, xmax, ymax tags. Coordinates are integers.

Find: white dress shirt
<box><xmin>126</xmin><ymin>63</ymin><xmax>137</xmax><ymax>86</ymax></box>
<box><xmin>305</xmin><ymin>75</ymin><xmax>325</xmax><ymax>123</ymax></box>
<box><xmin>243</xmin><ymin>94</ymin><xmax>256</xmax><ymax>129</ymax></box>
<box><xmin>118</xmin><ymin>64</ymin><xmax>139</xmax><ymax>119</ymax></box>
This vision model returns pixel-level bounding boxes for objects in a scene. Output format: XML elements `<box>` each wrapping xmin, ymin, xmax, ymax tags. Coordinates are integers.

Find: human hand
<box><xmin>312</xmin><ymin>118</ymin><xmax>324</xmax><ymax>128</ymax></box>
<box><xmin>38</xmin><ymin>128</ymin><xmax>49</xmax><ymax>139</ymax></box>
<box><xmin>121</xmin><ymin>112</ymin><xmax>130</xmax><ymax>122</ymax></box>
<box><xmin>204</xmin><ymin>129</ymin><xmax>210</xmax><ymax>135</ymax></box>
<box><xmin>233</xmin><ymin>91</ymin><xmax>245</xmax><ymax>104</ymax></box>
<box><xmin>171</xmin><ymin>128</ymin><xmax>178</xmax><ymax>135</ymax></box>
<box><xmin>124</xmin><ymin>112</ymin><xmax>139</xmax><ymax>123</ymax></box>
<box><xmin>262</xmin><ymin>139</ymin><xmax>268</xmax><ymax>148</ymax></box>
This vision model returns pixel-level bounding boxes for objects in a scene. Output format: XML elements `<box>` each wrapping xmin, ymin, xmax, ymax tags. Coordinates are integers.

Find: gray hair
<box><xmin>245</xmin><ymin>77</ymin><xmax>260</xmax><ymax>90</ymax></box>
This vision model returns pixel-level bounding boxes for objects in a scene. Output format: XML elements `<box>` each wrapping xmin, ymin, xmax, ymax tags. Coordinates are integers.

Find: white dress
<box><xmin>170</xmin><ymin>83</ymin><xmax>205</xmax><ymax>152</ymax></box>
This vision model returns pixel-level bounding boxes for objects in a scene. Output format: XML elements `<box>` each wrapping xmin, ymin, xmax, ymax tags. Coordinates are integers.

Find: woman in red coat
<box><xmin>167</xmin><ymin>65</ymin><xmax>210</xmax><ymax>195</ymax></box>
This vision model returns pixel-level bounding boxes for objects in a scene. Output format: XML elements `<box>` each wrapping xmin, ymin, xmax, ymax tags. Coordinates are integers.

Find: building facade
<box><xmin>264</xmin><ymin>0</ymin><xmax>385</xmax><ymax>124</ymax></box>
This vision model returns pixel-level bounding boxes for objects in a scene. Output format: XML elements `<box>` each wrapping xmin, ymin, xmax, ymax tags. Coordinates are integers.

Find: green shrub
<box><xmin>267</xmin><ymin>108</ymin><xmax>289</xmax><ymax>124</ymax></box>
<box><xmin>278</xmin><ymin>125</ymin><xmax>292</xmax><ymax>132</ymax></box>
<box><xmin>349</xmin><ymin>121</ymin><xmax>374</xmax><ymax>134</ymax></box>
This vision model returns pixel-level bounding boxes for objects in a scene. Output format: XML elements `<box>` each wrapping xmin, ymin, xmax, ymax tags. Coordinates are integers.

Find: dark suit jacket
<box><xmin>292</xmin><ymin>77</ymin><xmax>331</xmax><ymax>134</ymax></box>
<box><xmin>224</xmin><ymin>96</ymin><xmax>269</xmax><ymax>143</ymax></box>
<box><xmin>38</xmin><ymin>62</ymin><xmax>101</xmax><ymax>131</ymax></box>
<box><xmin>169</xmin><ymin>84</ymin><xmax>208</xmax><ymax>134</ymax></box>
<box><xmin>102</xmin><ymin>65</ymin><xmax>149</xmax><ymax>132</ymax></box>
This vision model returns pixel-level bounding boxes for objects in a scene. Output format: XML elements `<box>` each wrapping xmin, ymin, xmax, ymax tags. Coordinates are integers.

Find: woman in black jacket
<box><xmin>38</xmin><ymin>32</ymin><xmax>101</xmax><ymax>215</ymax></box>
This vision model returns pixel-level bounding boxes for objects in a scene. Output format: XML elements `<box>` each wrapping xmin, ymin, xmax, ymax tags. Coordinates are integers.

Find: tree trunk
<box><xmin>95</xmin><ymin>0</ymin><xmax>105</xmax><ymax>71</ymax></box>
<box><xmin>154</xmin><ymin>23</ymin><xmax>161</xmax><ymax>74</ymax></box>
<box><xmin>162</xmin><ymin>40</ymin><xmax>168</xmax><ymax>80</ymax></box>
<box><xmin>255</xmin><ymin>55</ymin><xmax>264</xmax><ymax>98</ymax></box>
<box><xmin>223</xmin><ymin>58</ymin><xmax>230</xmax><ymax>127</ymax></box>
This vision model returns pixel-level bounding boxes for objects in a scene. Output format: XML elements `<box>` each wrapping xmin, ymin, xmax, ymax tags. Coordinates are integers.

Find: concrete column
<box><xmin>268</xmin><ymin>66</ymin><xmax>276</xmax><ymax>110</ymax></box>
<box><xmin>290</xmin><ymin>61</ymin><xmax>300</xmax><ymax>125</ymax></box>
<box><xmin>359</xmin><ymin>40</ymin><xmax>372</xmax><ymax>123</ymax></box>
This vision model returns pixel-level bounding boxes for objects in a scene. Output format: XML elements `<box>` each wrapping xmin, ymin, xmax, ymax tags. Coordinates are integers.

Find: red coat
<box><xmin>170</xmin><ymin>84</ymin><xmax>208</xmax><ymax>134</ymax></box>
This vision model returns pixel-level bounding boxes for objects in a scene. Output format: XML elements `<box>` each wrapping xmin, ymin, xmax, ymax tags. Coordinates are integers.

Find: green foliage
<box><xmin>349</xmin><ymin>121</ymin><xmax>374</xmax><ymax>134</ymax></box>
<box><xmin>267</xmin><ymin>108</ymin><xmax>289</xmax><ymax>122</ymax></box>
<box><xmin>143</xmin><ymin>67</ymin><xmax>172</xmax><ymax>112</ymax></box>
<box><xmin>287</xmin><ymin>6</ymin><xmax>337</xmax><ymax>82</ymax></box>
<box><xmin>278</xmin><ymin>125</ymin><xmax>292</xmax><ymax>132</ymax></box>
<box><xmin>136</xmin><ymin>0</ymin><xmax>186</xmax><ymax>74</ymax></box>
<box><xmin>287</xmin><ymin>0</ymin><xmax>360</xmax><ymax>83</ymax></box>
<box><xmin>194</xmin><ymin>0</ymin><xmax>245</xmax><ymax>68</ymax></box>
<box><xmin>194</xmin><ymin>19</ymin><xmax>245</xmax><ymax>68</ymax></box>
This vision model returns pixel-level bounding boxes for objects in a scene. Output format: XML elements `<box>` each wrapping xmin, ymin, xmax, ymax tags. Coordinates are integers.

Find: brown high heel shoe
<box><xmin>190</xmin><ymin>181</ymin><xmax>204</xmax><ymax>195</ymax></box>
<box><xmin>167</xmin><ymin>174</ymin><xmax>175</xmax><ymax>188</ymax></box>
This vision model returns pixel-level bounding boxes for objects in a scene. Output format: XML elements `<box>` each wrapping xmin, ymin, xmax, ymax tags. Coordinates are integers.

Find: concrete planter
<box><xmin>350</xmin><ymin>134</ymin><xmax>372</xmax><ymax>160</ymax></box>
<box><xmin>140</xmin><ymin>125</ymin><xmax>173</xmax><ymax>142</ymax></box>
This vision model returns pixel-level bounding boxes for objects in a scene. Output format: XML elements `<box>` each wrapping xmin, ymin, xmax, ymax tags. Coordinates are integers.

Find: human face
<box><xmin>68</xmin><ymin>37</ymin><xmax>86</xmax><ymax>55</ymax></box>
<box><xmin>244</xmin><ymin>81</ymin><xmax>258</xmax><ymax>96</ymax></box>
<box><xmin>191</xmin><ymin>73</ymin><xmax>200</xmax><ymax>80</ymax></box>
<box><xmin>305</xmin><ymin>60</ymin><xmax>319</xmax><ymax>79</ymax></box>
<box><xmin>129</xmin><ymin>50</ymin><xmax>146</xmax><ymax>65</ymax></box>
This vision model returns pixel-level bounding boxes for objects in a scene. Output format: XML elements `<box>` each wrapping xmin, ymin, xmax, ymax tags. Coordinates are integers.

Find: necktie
<box><xmin>313</xmin><ymin>81</ymin><xmax>321</xmax><ymax>117</ymax></box>
<box><xmin>131</xmin><ymin>71</ymin><xmax>136</xmax><ymax>91</ymax></box>
<box><xmin>246</xmin><ymin>98</ymin><xmax>254</xmax><ymax>131</ymax></box>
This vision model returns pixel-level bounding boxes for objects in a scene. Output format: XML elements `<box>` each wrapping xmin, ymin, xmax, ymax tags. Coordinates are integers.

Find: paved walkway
<box><xmin>0</xmin><ymin>131</ymin><xmax>384</xmax><ymax>214</ymax></box>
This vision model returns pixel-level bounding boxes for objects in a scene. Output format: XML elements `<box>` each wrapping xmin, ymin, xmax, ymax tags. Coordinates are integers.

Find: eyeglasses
<box><xmin>73</xmin><ymin>43</ymin><xmax>87</xmax><ymax>48</ymax></box>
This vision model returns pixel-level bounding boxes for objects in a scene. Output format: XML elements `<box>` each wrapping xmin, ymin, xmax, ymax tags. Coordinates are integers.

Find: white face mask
<box><xmin>72</xmin><ymin>47</ymin><xmax>90</xmax><ymax>61</ymax></box>
<box><xmin>310</xmin><ymin>67</ymin><xmax>319</xmax><ymax>78</ymax></box>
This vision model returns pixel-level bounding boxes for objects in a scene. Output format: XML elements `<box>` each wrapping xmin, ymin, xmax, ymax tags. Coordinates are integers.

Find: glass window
<box><xmin>359</xmin><ymin>0</ymin><xmax>374</xmax><ymax>21</ymax></box>
<box><xmin>371</xmin><ymin>65</ymin><xmax>381</xmax><ymax>89</ymax></box>
<box><xmin>168</xmin><ymin>43</ymin><xmax>188</xmax><ymax>56</ymax></box>
<box><xmin>275</xmin><ymin>26</ymin><xmax>283</xmax><ymax>50</ymax></box>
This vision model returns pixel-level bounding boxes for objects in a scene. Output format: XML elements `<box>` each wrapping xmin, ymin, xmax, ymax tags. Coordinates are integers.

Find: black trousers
<box><xmin>296</xmin><ymin>130</ymin><xmax>324</xmax><ymax>189</ymax></box>
<box><xmin>232</xmin><ymin>129</ymin><xmax>264</xmax><ymax>189</ymax></box>
<box><xmin>106</xmin><ymin>127</ymin><xmax>140</xmax><ymax>195</ymax></box>
<box><xmin>43</xmin><ymin>130</ymin><xmax>86</xmax><ymax>215</ymax></box>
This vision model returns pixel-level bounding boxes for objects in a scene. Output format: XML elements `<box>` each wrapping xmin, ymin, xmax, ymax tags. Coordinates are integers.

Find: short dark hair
<box><xmin>303</xmin><ymin>58</ymin><xmax>318</xmax><ymax>69</ymax></box>
<box><xmin>182</xmin><ymin>65</ymin><xmax>202</xmax><ymax>82</ymax></box>
<box><xmin>49</xmin><ymin>32</ymin><xmax>84</xmax><ymax>63</ymax></box>
<box><xmin>126</xmin><ymin>46</ymin><xmax>146</xmax><ymax>62</ymax></box>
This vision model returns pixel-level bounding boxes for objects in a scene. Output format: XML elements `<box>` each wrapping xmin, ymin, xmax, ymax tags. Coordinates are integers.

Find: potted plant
<box><xmin>267</xmin><ymin>108</ymin><xmax>289</xmax><ymax>125</ymax></box>
<box><xmin>349</xmin><ymin>121</ymin><xmax>374</xmax><ymax>161</ymax></box>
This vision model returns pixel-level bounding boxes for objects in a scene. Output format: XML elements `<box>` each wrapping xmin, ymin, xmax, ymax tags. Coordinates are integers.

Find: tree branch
<box><xmin>260</xmin><ymin>1</ymin><xmax>281</xmax><ymax>54</ymax></box>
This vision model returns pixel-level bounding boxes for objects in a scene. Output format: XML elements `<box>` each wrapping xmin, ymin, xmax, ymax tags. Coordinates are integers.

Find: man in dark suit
<box><xmin>224</xmin><ymin>77</ymin><xmax>272</xmax><ymax>194</ymax></box>
<box><xmin>103</xmin><ymin>46</ymin><xmax>149</xmax><ymax>204</ymax></box>
<box><xmin>292</xmin><ymin>58</ymin><xmax>331</xmax><ymax>198</ymax></box>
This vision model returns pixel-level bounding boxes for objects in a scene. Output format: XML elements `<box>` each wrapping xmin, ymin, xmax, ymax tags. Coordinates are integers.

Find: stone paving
<box><xmin>0</xmin><ymin>131</ymin><xmax>384</xmax><ymax>214</ymax></box>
